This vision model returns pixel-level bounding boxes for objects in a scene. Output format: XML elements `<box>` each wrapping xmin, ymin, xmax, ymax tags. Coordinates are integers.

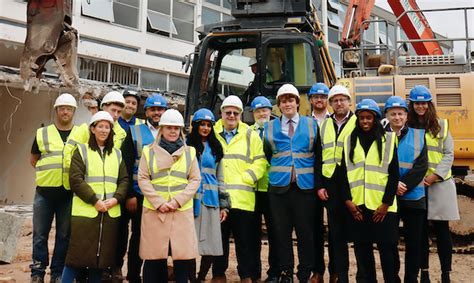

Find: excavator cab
<box><xmin>184</xmin><ymin>0</ymin><xmax>327</xmax><ymax>127</ymax></box>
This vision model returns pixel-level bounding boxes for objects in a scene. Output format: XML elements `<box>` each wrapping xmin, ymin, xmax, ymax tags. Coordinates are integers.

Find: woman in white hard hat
<box><xmin>138</xmin><ymin>109</ymin><xmax>201</xmax><ymax>283</ymax></box>
<box><xmin>61</xmin><ymin>111</ymin><xmax>129</xmax><ymax>283</ymax></box>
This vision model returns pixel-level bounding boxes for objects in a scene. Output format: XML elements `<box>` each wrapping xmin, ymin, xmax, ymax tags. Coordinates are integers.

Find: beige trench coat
<box><xmin>138</xmin><ymin>143</ymin><xmax>201</xmax><ymax>260</ymax></box>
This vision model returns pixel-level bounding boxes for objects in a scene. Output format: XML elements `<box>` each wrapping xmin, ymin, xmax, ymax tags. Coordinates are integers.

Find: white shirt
<box><xmin>311</xmin><ymin>110</ymin><xmax>331</xmax><ymax>126</ymax></box>
<box><xmin>333</xmin><ymin>111</ymin><xmax>351</xmax><ymax>133</ymax></box>
<box><xmin>281</xmin><ymin>113</ymin><xmax>300</xmax><ymax>136</ymax></box>
<box><xmin>146</xmin><ymin>120</ymin><xmax>159</xmax><ymax>138</ymax></box>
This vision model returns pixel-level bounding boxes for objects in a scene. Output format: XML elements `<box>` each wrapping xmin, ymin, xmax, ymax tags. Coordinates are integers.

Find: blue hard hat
<box><xmin>308</xmin><ymin>83</ymin><xmax>330</xmax><ymax>96</ymax></box>
<box><xmin>409</xmin><ymin>85</ymin><xmax>432</xmax><ymax>102</ymax></box>
<box><xmin>356</xmin><ymin>99</ymin><xmax>382</xmax><ymax>118</ymax></box>
<box><xmin>192</xmin><ymin>108</ymin><xmax>215</xmax><ymax>123</ymax></box>
<box><xmin>251</xmin><ymin>96</ymin><xmax>272</xmax><ymax>111</ymax></box>
<box><xmin>144</xmin><ymin>93</ymin><xmax>168</xmax><ymax>110</ymax></box>
<box><xmin>384</xmin><ymin>96</ymin><xmax>408</xmax><ymax>113</ymax></box>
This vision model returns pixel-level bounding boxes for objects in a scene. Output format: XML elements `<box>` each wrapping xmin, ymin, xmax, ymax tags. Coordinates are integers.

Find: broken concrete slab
<box><xmin>0</xmin><ymin>212</ymin><xmax>25</xmax><ymax>264</ymax></box>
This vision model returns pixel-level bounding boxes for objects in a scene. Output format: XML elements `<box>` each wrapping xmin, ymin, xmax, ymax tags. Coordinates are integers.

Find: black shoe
<box><xmin>265</xmin><ymin>276</ymin><xmax>279</xmax><ymax>283</ymax></box>
<box><xmin>420</xmin><ymin>270</ymin><xmax>430</xmax><ymax>283</ymax></box>
<box><xmin>279</xmin><ymin>271</ymin><xmax>293</xmax><ymax>283</ymax></box>
<box><xmin>441</xmin><ymin>272</ymin><xmax>450</xmax><ymax>283</ymax></box>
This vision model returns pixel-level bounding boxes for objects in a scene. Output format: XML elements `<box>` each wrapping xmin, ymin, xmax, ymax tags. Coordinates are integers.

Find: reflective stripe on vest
<box><xmin>265</xmin><ymin>117</ymin><xmax>317</xmax><ymax>190</ymax></box>
<box><xmin>194</xmin><ymin>142</ymin><xmax>219</xmax><ymax>214</ymax></box>
<box><xmin>250</xmin><ymin>123</ymin><xmax>270</xmax><ymax>192</ymax></box>
<box><xmin>425</xmin><ymin>119</ymin><xmax>451</xmax><ymax>180</ymax></box>
<box><xmin>398</xmin><ymin>128</ymin><xmax>426</xmax><ymax>200</ymax></box>
<box><xmin>142</xmin><ymin>145</ymin><xmax>196</xmax><ymax>211</ymax></box>
<box><xmin>130</xmin><ymin>124</ymin><xmax>155</xmax><ymax>194</ymax></box>
<box><xmin>320</xmin><ymin>115</ymin><xmax>357</xmax><ymax>178</ymax></box>
<box><xmin>344</xmin><ymin>132</ymin><xmax>397</xmax><ymax>212</ymax></box>
<box><xmin>35</xmin><ymin>125</ymin><xmax>77</xmax><ymax>187</ymax></box>
<box><xmin>71</xmin><ymin>144</ymin><xmax>121</xmax><ymax>218</ymax></box>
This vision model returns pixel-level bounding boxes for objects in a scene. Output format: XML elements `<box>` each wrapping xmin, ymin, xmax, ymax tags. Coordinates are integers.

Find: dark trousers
<box><xmin>394</xmin><ymin>207</ymin><xmax>425</xmax><ymax>283</ymax></box>
<box><xmin>143</xmin><ymin>259</ymin><xmax>190</xmax><ymax>283</ymax></box>
<box><xmin>213</xmin><ymin>208</ymin><xmax>259</xmax><ymax>279</ymax></box>
<box><xmin>421</xmin><ymin>219</ymin><xmax>453</xmax><ymax>273</ymax></box>
<box><xmin>313</xmin><ymin>199</ymin><xmax>335</xmax><ymax>276</ymax></box>
<box><xmin>268</xmin><ymin>185</ymin><xmax>316</xmax><ymax>281</ymax></box>
<box><xmin>354</xmin><ymin>242</ymin><xmax>398</xmax><ymax>283</ymax></box>
<box><xmin>116</xmin><ymin>195</ymin><xmax>144</xmax><ymax>282</ymax></box>
<box><xmin>326</xmin><ymin>202</ymin><xmax>350</xmax><ymax>283</ymax></box>
<box><xmin>31</xmin><ymin>192</ymin><xmax>72</xmax><ymax>279</ymax></box>
<box><xmin>255</xmin><ymin>191</ymin><xmax>277</xmax><ymax>278</ymax></box>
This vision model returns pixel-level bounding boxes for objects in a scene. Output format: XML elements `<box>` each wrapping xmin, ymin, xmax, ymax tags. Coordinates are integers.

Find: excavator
<box><xmin>184</xmin><ymin>0</ymin><xmax>474</xmax><ymax>237</ymax></box>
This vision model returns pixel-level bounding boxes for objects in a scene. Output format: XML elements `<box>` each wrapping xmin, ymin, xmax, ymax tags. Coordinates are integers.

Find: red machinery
<box><xmin>339</xmin><ymin>0</ymin><xmax>443</xmax><ymax>55</ymax></box>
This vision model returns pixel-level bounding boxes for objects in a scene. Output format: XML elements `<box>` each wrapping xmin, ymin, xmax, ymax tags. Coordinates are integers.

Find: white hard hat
<box><xmin>54</xmin><ymin>93</ymin><xmax>77</xmax><ymax>108</ymax></box>
<box><xmin>328</xmin><ymin>85</ymin><xmax>351</xmax><ymax>101</ymax></box>
<box><xmin>221</xmin><ymin>95</ymin><xmax>243</xmax><ymax>112</ymax></box>
<box><xmin>276</xmin><ymin>84</ymin><xmax>300</xmax><ymax>100</ymax></box>
<box><xmin>159</xmin><ymin>109</ymin><xmax>184</xmax><ymax>127</ymax></box>
<box><xmin>100</xmin><ymin>91</ymin><xmax>125</xmax><ymax>108</ymax></box>
<box><xmin>248</xmin><ymin>57</ymin><xmax>257</xmax><ymax>66</ymax></box>
<box><xmin>89</xmin><ymin>111</ymin><xmax>114</xmax><ymax>126</ymax></box>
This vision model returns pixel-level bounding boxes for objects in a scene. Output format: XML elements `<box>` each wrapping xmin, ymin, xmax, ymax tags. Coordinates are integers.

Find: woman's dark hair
<box><xmin>187</xmin><ymin>120</ymin><xmax>223</xmax><ymax>162</ymax></box>
<box><xmin>407</xmin><ymin>101</ymin><xmax>440</xmax><ymax>137</ymax></box>
<box><xmin>88</xmin><ymin>123</ymin><xmax>115</xmax><ymax>155</ymax></box>
<box><xmin>349</xmin><ymin>113</ymin><xmax>385</xmax><ymax>164</ymax></box>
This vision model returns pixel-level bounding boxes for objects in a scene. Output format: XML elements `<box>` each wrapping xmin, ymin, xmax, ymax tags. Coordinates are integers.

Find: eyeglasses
<box><xmin>331</xmin><ymin>98</ymin><xmax>349</xmax><ymax>104</ymax></box>
<box><xmin>224</xmin><ymin>111</ymin><xmax>240</xmax><ymax>117</ymax></box>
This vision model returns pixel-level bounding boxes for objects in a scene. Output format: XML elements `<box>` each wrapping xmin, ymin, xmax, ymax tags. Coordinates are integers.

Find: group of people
<box><xmin>30</xmin><ymin>82</ymin><xmax>458</xmax><ymax>283</ymax></box>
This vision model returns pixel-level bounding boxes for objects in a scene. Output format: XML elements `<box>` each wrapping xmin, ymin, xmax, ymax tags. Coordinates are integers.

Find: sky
<box><xmin>374</xmin><ymin>0</ymin><xmax>473</xmax><ymax>55</ymax></box>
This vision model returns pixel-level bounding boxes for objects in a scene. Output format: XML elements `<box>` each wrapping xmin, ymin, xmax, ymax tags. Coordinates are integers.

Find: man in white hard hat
<box><xmin>30</xmin><ymin>93</ymin><xmax>78</xmax><ymax>283</ymax></box>
<box><xmin>212</xmin><ymin>95</ymin><xmax>267</xmax><ymax>283</ymax></box>
<box><xmin>63</xmin><ymin>91</ymin><xmax>127</xmax><ymax>190</ymax></box>
<box><xmin>263</xmin><ymin>84</ymin><xmax>323</xmax><ymax>282</ymax></box>
<box><xmin>317</xmin><ymin>84</ymin><xmax>356</xmax><ymax>283</ymax></box>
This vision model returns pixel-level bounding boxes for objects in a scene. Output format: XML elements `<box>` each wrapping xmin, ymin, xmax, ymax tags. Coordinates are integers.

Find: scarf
<box><xmin>159</xmin><ymin>137</ymin><xmax>184</xmax><ymax>155</ymax></box>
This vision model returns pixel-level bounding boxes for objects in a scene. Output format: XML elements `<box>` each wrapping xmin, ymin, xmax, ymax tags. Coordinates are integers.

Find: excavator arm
<box><xmin>19</xmin><ymin>0</ymin><xmax>78</xmax><ymax>91</ymax></box>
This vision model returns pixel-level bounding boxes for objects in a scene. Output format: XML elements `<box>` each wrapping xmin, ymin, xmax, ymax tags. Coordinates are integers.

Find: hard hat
<box><xmin>248</xmin><ymin>57</ymin><xmax>257</xmax><ymax>66</ymax></box>
<box><xmin>192</xmin><ymin>108</ymin><xmax>215</xmax><ymax>123</ymax></box>
<box><xmin>144</xmin><ymin>93</ymin><xmax>168</xmax><ymax>110</ymax></box>
<box><xmin>328</xmin><ymin>85</ymin><xmax>351</xmax><ymax>101</ymax></box>
<box><xmin>276</xmin><ymin>84</ymin><xmax>300</xmax><ymax>100</ymax></box>
<box><xmin>384</xmin><ymin>96</ymin><xmax>408</xmax><ymax>112</ymax></box>
<box><xmin>123</xmin><ymin>89</ymin><xmax>140</xmax><ymax>103</ymax></box>
<box><xmin>89</xmin><ymin>111</ymin><xmax>114</xmax><ymax>126</ymax></box>
<box><xmin>251</xmin><ymin>96</ymin><xmax>272</xmax><ymax>111</ymax></box>
<box><xmin>308</xmin><ymin>83</ymin><xmax>330</xmax><ymax>97</ymax></box>
<box><xmin>54</xmin><ymin>93</ymin><xmax>77</xmax><ymax>108</ymax></box>
<box><xmin>221</xmin><ymin>95</ymin><xmax>243</xmax><ymax>112</ymax></box>
<box><xmin>159</xmin><ymin>109</ymin><xmax>184</xmax><ymax>127</ymax></box>
<box><xmin>356</xmin><ymin>99</ymin><xmax>382</xmax><ymax>119</ymax></box>
<box><xmin>101</xmin><ymin>91</ymin><xmax>125</xmax><ymax>108</ymax></box>
<box><xmin>408</xmin><ymin>85</ymin><xmax>432</xmax><ymax>102</ymax></box>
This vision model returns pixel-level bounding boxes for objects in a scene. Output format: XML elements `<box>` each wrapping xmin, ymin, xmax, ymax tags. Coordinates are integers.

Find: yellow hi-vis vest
<box><xmin>142</xmin><ymin>145</ymin><xmax>196</xmax><ymax>211</ymax></box>
<box><xmin>250</xmin><ymin>123</ymin><xmax>269</xmax><ymax>192</ymax></box>
<box><xmin>35</xmin><ymin>124</ymin><xmax>78</xmax><ymax>187</ymax></box>
<box><xmin>320</xmin><ymin>114</ymin><xmax>357</xmax><ymax>178</ymax></box>
<box><xmin>425</xmin><ymin>119</ymin><xmax>451</xmax><ymax>180</ymax></box>
<box><xmin>63</xmin><ymin>122</ymin><xmax>127</xmax><ymax>189</ymax></box>
<box><xmin>71</xmin><ymin>144</ymin><xmax>122</xmax><ymax>218</ymax></box>
<box><xmin>344</xmin><ymin>132</ymin><xmax>397</xmax><ymax>213</ymax></box>
<box><xmin>214</xmin><ymin>119</ymin><xmax>267</xmax><ymax>212</ymax></box>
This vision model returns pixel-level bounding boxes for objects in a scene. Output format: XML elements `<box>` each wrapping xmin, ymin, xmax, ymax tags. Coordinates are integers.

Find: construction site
<box><xmin>0</xmin><ymin>0</ymin><xmax>473</xmax><ymax>282</ymax></box>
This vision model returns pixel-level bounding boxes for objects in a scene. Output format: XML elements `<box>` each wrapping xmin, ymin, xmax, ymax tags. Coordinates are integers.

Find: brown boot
<box><xmin>329</xmin><ymin>274</ymin><xmax>338</xmax><ymax>283</ymax></box>
<box><xmin>310</xmin><ymin>273</ymin><xmax>323</xmax><ymax>283</ymax></box>
<box><xmin>241</xmin><ymin>278</ymin><xmax>252</xmax><ymax>283</ymax></box>
<box><xmin>212</xmin><ymin>275</ymin><xmax>227</xmax><ymax>283</ymax></box>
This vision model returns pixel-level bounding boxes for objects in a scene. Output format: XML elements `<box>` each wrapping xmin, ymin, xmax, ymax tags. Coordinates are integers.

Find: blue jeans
<box><xmin>61</xmin><ymin>266</ymin><xmax>102</xmax><ymax>283</ymax></box>
<box><xmin>30</xmin><ymin>191</ymin><xmax>72</xmax><ymax>279</ymax></box>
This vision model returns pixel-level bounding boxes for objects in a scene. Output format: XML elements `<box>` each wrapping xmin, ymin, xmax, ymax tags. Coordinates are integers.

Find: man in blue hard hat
<box><xmin>118</xmin><ymin>93</ymin><xmax>168</xmax><ymax>283</ymax></box>
<box><xmin>308</xmin><ymin>83</ymin><xmax>331</xmax><ymax>125</ymax></box>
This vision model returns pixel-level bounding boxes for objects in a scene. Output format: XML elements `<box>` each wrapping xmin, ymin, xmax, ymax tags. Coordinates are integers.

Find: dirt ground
<box><xmin>0</xmin><ymin>217</ymin><xmax>473</xmax><ymax>282</ymax></box>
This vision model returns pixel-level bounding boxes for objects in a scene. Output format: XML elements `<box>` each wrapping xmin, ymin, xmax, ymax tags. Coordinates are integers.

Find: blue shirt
<box><xmin>224</xmin><ymin>128</ymin><xmax>238</xmax><ymax>144</ymax></box>
<box><xmin>118</xmin><ymin>116</ymin><xmax>138</xmax><ymax>132</ymax></box>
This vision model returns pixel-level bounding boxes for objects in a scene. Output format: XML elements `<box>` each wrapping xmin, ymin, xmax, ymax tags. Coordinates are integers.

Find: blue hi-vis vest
<box><xmin>193</xmin><ymin>141</ymin><xmax>219</xmax><ymax>217</ymax></box>
<box><xmin>398</xmin><ymin>127</ymin><xmax>426</xmax><ymax>201</ymax></box>
<box><xmin>265</xmin><ymin>116</ymin><xmax>317</xmax><ymax>190</ymax></box>
<box><xmin>130</xmin><ymin>123</ymin><xmax>155</xmax><ymax>195</ymax></box>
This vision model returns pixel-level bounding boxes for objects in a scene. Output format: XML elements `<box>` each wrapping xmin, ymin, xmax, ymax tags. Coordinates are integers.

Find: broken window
<box><xmin>169</xmin><ymin>74</ymin><xmax>189</xmax><ymax>94</ymax></box>
<box><xmin>110</xmin><ymin>63</ymin><xmax>139</xmax><ymax>86</ymax></box>
<box><xmin>78</xmin><ymin>57</ymin><xmax>109</xmax><ymax>82</ymax></box>
<box><xmin>81</xmin><ymin>0</ymin><xmax>139</xmax><ymax>29</ymax></box>
<box><xmin>147</xmin><ymin>0</ymin><xmax>195</xmax><ymax>42</ymax></box>
<box><xmin>141</xmin><ymin>70</ymin><xmax>167</xmax><ymax>90</ymax></box>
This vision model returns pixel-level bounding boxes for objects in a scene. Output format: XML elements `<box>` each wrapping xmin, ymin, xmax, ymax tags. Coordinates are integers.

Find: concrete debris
<box><xmin>0</xmin><ymin>276</ymin><xmax>15</xmax><ymax>283</ymax></box>
<box><xmin>0</xmin><ymin>212</ymin><xmax>26</xmax><ymax>264</ymax></box>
